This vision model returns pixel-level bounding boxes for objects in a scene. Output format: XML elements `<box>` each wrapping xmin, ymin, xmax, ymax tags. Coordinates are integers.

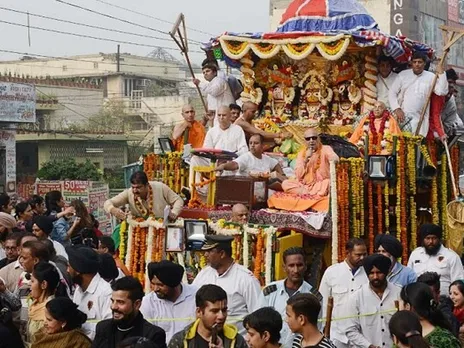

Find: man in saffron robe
<box><xmin>349</xmin><ymin>101</ymin><xmax>402</xmax><ymax>155</ymax></box>
<box><xmin>172</xmin><ymin>104</ymin><xmax>206</xmax><ymax>152</ymax></box>
<box><xmin>267</xmin><ymin>128</ymin><xmax>338</xmax><ymax>212</ymax></box>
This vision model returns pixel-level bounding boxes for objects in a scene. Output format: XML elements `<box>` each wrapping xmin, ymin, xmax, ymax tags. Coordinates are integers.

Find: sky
<box><xmin>0</xmin><ymin>0</ymin><xmax>271</xmax><ymax>65</ymax></box>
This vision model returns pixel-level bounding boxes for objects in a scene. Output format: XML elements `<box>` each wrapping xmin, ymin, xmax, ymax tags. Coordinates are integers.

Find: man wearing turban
<box><xmin>374</xmin><ymin>234</ymin><xmax>416</xmax><ymax>287</ymax></box>
<box><xmin>140</xmin><ymin>260</ymin><xmax>197</xmax><ymax>343</ymax></box>
<box><xmin>344</xmin><ymin>254</ymin><xmax>401</xmax><ymax>348</ymax></box>
<box><xmin>407</xmin><ymin>223</ymin><xmax>464</xmax><ymax>295</ymax></box>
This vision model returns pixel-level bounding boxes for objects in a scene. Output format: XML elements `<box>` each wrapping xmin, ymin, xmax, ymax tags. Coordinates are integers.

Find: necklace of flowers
<box><xmin>134</xmin><ymin>184</ymin><xmax>153</xmax><ymax>217</ymax></box>
<box><xmin>368</xmin><ymin>110</ymin><xmax>389</xmax><ymax>152</ymax></box>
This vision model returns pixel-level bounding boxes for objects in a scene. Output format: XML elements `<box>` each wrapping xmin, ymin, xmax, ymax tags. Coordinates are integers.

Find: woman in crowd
<box><xmin>45</xmin><ymin>191</ymin><xmax>65</xmax><ymax>217</ymax></box>
<box><xmin>0</xmin><ymin>193</ymin><xmax>13</xmax><ymax>214</ymax></box>
<box><xmin>27</xmin><ymin>262</ymin><xmax>61</xmax><ymax>344</ymax></box>
<box><xmin>31</xmin><ymin>297</ymin><xmax>90</xmax><ymax>348</ymax></box>
<box><xmin>29</xmin><ymin>195</ymin><xmax>46</xmax><ymax>217</ymax></box>
<box><xmin>449</xmin><ymin>280</ymin><xmax>464</xmax><ymax>344</ymax></box>
<box><xmin>70</xmin><ymin>199</ymin><xmax>93</xmax><ymax>236</ymax></box>
<box><xmin>400</xmin><ymin>282</ymin><xmax>460</xmax><ymax>347</ymax></box>
<box><xmin>389</xmin><ymin>310</ymin><xmax>430</xmax><ymax>348</ymax></box>
<box><xmin>15</xmin><ymin>202</ymin><xmax>33</xmax><ymax>232</ymax></box>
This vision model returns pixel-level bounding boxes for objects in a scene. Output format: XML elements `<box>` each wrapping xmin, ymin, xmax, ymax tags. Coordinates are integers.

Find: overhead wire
<box><xmin>0</xmin><ymin>19</ymin><xmax>204</xmax><ymax>52</ymax></box>
<box><xmin>92</xmin><ymin>0</ymin><xmax>215</xmax><ymax>37</ymax></box>
<box><xmin>55</xmin><ymin>0</ymin><xmax>203</xmax><ymax>45</ymax></box>
<box><xmin>0</xmin><ymin>7</ymin><xmax>175</xmax><ymax>42</ymax></box>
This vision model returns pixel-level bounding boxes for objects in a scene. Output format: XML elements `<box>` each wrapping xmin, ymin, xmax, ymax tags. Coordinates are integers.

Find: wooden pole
<box><xmin>169</xmin><ymin>13</ymin><xmax>208</xmax><ymax>114</ymax></box>
<box><xmin>323</xmin><ymin>296</ymin><xmax>334</xmax><ymax>338</ymax></box>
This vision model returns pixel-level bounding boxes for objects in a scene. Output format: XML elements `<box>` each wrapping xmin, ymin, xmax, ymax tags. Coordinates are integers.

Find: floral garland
<box><xmin>330</xmin><ymin>160</ymin><xmax>339</xmax><ymax>265</ymax></box>
<box><xmin>451</xmin><ymin>145</ymin><xmax>460</xmax><ymax>190</ymax></box>
<box><xmin>369</xmin><ymin>110</ymin><xmax>389</xmax><ymax>154</ymax></box>
<box><xmin>427</xmin><ymin>140</ymin><xmax>439</xmax><ymax>224</ymax></box>
<box><xmin>377</xmin><ymin>183</ymin><xmax>383</xmax><ymax>235</ymax></box>
<box><xmin>399</xmin><ymin>139</ymin><xmax>408</xmax><ymax>263</ymax></box>
<box><xmin>440</xmin><ymin>153</ymin><xmax>448</xmax><ymax>241</ymax></box>
<box><xmin>134</xmin><ymin>184</ymin><xmax>153</xmax><ymax>218</ymax></box>
<box><xmin>336</xmin><ymin>162</ymin><xmax>350</xmax><ymax>261</ymax></box>
<box><xmin>119</xmin><ymin>220</ymin><xmax>128</xmax><ymax>263</ymax></box>
<box><xmin>384</xmin><ymin>180</ymin><xmax>389</xmax><ymax>232</ymax></box>
<box><xmin>315</xmin><ymin>38</ymin><xmax>351</xmax><ymax>61</ymax></box>
<box><xmin>406</xmin><ymin>136</ymin><xmax>418</xmax><ymax>252</ymax></box>
<box><xmin>367</xmin><ymin>180</ymin><xmax>374</xmax><ymax>254</ymax></box>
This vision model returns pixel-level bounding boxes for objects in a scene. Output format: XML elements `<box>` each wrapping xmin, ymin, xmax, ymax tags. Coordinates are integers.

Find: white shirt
<box><xmin>389</xmin><ymin>69</ymin><xmax>448</xmax><ymax>136</ymax></box>
<box><xmin>192</xmin><ymin>262</ymin><xmax>261</xmax><ymax>334</ymax></box>
<box><xmin>318</xmin><ymin>261</ymin><xmax>368</xmax><ymax>344</ymax></box>
<box><xmin>376</xmin><ymin>72</ymin><xmax>397</xmax><ymax>108</ymax></box>
<box><xmin>234</xmin><ymin>152</ymin><xmax>279</xmax><ymax>201</ymax></box>
<box><xmin>199</xmin><ymin>75</ymin><xmax>235</xmax><ymax>125</ymax></box>
<box><xmin>344</xmin><ymin>282</ymin><xmax>401</xmax><ymax>348</ymax></box>
<box><xmin>50</xmin><ymin>238</ymin><xmax>68</xmax><ymax>260</ymax></box>
<box><xmin>203</xmin><ymin>124</ymin><xmax>248</xmax><ymax>156</ymax></box>
<box><xmin>140</xmin><ymin>283</ymin><xmax>197</xmax><ymax>343</ymax></box>
<box><xmin>407</xmin><ymin>244</ymin><xmax>464</xmax><ymax>295</ymax></box>
<box><xmin>72</xmin><ymin>273</ymin><xmax>112</xmax><ymax>340</ymax></box>
<box><xmin>259</xmin><ymin>279</ymin><xmax>320</xmax><ymax>347</ymax></box>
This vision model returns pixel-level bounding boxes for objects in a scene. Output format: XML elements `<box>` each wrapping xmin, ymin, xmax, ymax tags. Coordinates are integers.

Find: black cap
<box><xmin>147</xmin><ymin>260</ymin><xmax>184</xmax><ymax>287</ymax></box>
<box><xmin>201</xmin><ymin>235</ymin><xmax>234</xmax><ymax>251</ymax></box>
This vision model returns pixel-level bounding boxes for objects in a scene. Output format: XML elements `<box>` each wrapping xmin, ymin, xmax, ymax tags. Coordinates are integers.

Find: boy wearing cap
<box><xmin>67</xmin><ymin>245</ymin><xmax>112</xmax><ymax>340</ymax></box>
<box><xmin>141</xmin><ymin>260</ymin><xmax>197</xmax><ymax>343</ymax></box>
<box><xmin>193</xmin><ymin>235</ymin><xmax>261</xmax><ymax>335</ymax></box>
<box><xmin>407</xmin><ymin>223</ymin><xmax>464</xmax><ymax>295</ymax></box>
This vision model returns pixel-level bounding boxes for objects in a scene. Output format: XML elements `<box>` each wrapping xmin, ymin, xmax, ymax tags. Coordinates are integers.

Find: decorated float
<box><xmin>118</xmin><ymin>0</ymin><xmax>462</xmax><ymax>285</ymax></box>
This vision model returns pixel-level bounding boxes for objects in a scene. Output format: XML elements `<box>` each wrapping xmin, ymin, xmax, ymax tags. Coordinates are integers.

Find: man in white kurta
<box><xmin>189</xmin><ymin>106</ymin><xmax>248</xmax><ymax>195</ymax></box>
<box><xmin>376</xmin><ymin>56</ymin><xmax>398</xmax><ymax>108</ymax></box>
<box><xmin>68</xmin><ymin>245</ymin><xmax>112</xmax><ymax>340</ymax></box>
<box><xmin>140</xmin><ymin>261</ymin><xmax>197</xmax><ymax>343</ymax></box>
<box><xmin>318</xmin><ymin>238</ymin><xmax>368</xmax><ymax>348</ymax></box>
<box><xmin>193</xmin><ymin>63</ymin><xmax>235</xmax><ymax>126</ymax></box>
<box><xmin>389</xmin><ymin>52</ymin><xmax>448</xmax><ymax>136</ymax></box>
<box><xmin>215</xmin><ymin>134</ymin><xmax>284</xmax><ymax>201</ymax></box>
<box><xmin>344</xmin><ymin>254</ymin><xmax>401</xmax><ymax>348</ymax></box>
<box><xmin>192</xmin><ymin>235</ymin><xmax>261</xmax><ymax>335</ymax></box>
<box><xmin>407</xmin><ymin>223</ymin><xmax>464</xmax><ymax>295</ymax></box>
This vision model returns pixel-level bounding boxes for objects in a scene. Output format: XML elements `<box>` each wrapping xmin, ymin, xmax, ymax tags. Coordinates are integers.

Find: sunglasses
<box><xmin>304</xmin><ymin>136</ymin><xmax>318</xmax><ymax>141</ymax></box>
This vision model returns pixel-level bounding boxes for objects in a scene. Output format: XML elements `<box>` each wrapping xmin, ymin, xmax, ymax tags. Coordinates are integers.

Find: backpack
<box><xmin>227</xmin><ymin>75</ymin><xmax>243</xmax><ymax>101</ymax></box>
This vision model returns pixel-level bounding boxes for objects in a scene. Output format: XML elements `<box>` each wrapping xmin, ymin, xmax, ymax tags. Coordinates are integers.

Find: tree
<box><xmin>87</xmin><ymin>99</ymin><xmax>128</xmax><ymax>133</ymax></box>
<box><xmin>37</xmin><ymin>159</ymin><xmax>102</xmax><ymax>181</ymax></box>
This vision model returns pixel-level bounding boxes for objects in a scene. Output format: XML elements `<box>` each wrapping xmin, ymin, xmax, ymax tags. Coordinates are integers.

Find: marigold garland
<box><xmin>399</xmin><ymin>139</ymin><xmax>408</xmax><ymax>264</ymax></box>
<box><xmin>377</xmin><ymin>183</ymin><xmax>383</xmax><ymax>234</ymax></box>
<box><xmin>367</xmin><ymin>180</ymin><xmax>374</xmax><ymax>254</ymax></box>
<box><xmin>134</xmin><ymin>184</ymin><xmax>153</xmax><ymax>218</ymax></box>
<box><xmin>440</xmin><ymin>152</ymin><xmax>448</xmax><ymax>241</ymax></box>
<box><xmin>254</xmin><ymin>231</ymin><xmax>264</xmax><ymax>285</ymax></box>
<box><xmin>119</xmin><ymin>220</ymin><xmax>128</xmax><ymax>263</ymax></box>
<box><xmin>384</xmin><ymin>180</ymin><xmax>390</xmax><ymax>232</ymax></box>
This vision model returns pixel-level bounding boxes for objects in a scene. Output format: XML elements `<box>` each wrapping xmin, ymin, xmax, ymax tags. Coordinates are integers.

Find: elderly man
<box><xmin>344</xmin><ymin>254</ymin><xmax>401</xmax><ymax>348</ymax></box>
<box><xmin>140</xmin><ymin>260</ymin><xmax>197</xmax><ymax>343</ymax></box>
<box><xmin>268</xmin><ymin>127</ymin><xmax>338</xmax><ymax>212</ymax></box>
<box><xmin>193</xmin><ymin>63</ymin><xmax>235</xmax><ymax>125</ymax></box>
<box><xmin>104</xmin><ymin>171</ymin><xmax>184</xmax><ymax>220</ymax></box>
<box><xmin>192</xmin><ymin>235</ymin><xmax>261</xmax><ymax>335</ymax></box>
<box><xmin>349</xmin><ymin>101</ymin><xmax>402</xmax><ymax>155</ymax></box>
<box><xmin>259</xmin><ymin>247</ymin><xmax>321</xmax><ymax>348</ymax></box>
<box><xmin>389</xmin><ymin>51</ymin><xmax>448</xmax><ymax>136</ymax></box>
<box><xmin>376</xmin><ymin>56</ymin><xmax>398</xmax><ymax>108</ymax></box>
<box><xmin>215</xmin><ymin>134</ymin><xmax>286</xmax><ymax>201</ymax></box>
<box><xmin>407</xmin><ymin>223</ymin><xmax>464</xmax><ymax>295</ymax></box>
<box><xmin>374</xmin><ymin>234</ymin><xmax>416</xmax><ymax>287</ymax></box>
<box><xmin>234</xmin><ymin>102</ymin><xmax>291</xmax><ymax>142</ymax></box>
<box><xmin>318</xmin><ymin>238</ymin><xmax>368</xmax><ymax>348</ymax></box>
<box><xmin>172</xmin><ymin>104</ymin><xmax>207</xmax><ymax>152</ymax></box>
<box><xmin>188</xmin><ymin>106</ymin><xmax>248</xmax><ymax>196</ymax></box>
<box><xmin>230</xmin><ymin>204</ymin><xmax>249</xmax><ymax>225</ymax></box>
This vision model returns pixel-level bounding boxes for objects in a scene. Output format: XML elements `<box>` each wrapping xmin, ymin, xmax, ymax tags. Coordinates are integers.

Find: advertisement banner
<box><xmin>88</xmin><ymin>182</ymin><xmax>111</xmax><ymax>234</ymax></box>
<box><xmin>0</xmin><ymin>83</ymin><xmax>36</xmax><ymax>123</ymax></box>
<box><xmin>0</xmin><ymin>130</ymin><xmax>16</xmax><ymax>193</ymax></box>
<box><xmin>62</xmin><ymin>180</ymin><xmax>89</xmax><ymax>205</ymax></box>
<box><xmin>36</xmin><ymin>181</ymin><xmax>63</xmax><ymax>197</ymax></box>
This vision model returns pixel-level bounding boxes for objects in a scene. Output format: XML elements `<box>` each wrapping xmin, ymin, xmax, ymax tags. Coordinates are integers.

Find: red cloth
<box><xmin>427</xmin><ymin>93</ymin><xmax>445</xmax><ymax>139</ymax></box>
<box><xmin>93</xmin><ymin>227</ymin><xmax>103</xmax><ymax>238</ymax></box>
<box><xmin>453</xmin><ymin>306</ymin><xmax>464</xmax><ymax>325</ymax></box>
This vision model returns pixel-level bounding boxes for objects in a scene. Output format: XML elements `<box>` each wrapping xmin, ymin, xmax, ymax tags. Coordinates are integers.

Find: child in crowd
<box><xmin>449</xmin><ymin>280</ymin><xmax>464</xmax><ymax>344</ymax></box>
<box><xmin>389</xmin><ymin>310</ymin><xmax>431</xmax><ymax>348</ymax></box>
<box><xmin>286</xmin><ymin>293</ymin><xmax>335</xmax><ymax>348</ymax></box>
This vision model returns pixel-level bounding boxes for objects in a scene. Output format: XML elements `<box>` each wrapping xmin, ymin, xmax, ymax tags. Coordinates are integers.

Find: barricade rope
<box><xmin>86</xmin><ymin>307</ymin><xmax>397</xmax><ymax>324</ymax></box>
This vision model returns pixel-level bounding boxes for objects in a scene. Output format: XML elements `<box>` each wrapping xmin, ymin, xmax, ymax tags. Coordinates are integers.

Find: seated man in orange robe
<box><xmin>172</xmin><ymin>104</ymin><xmax>206</xmax><ymax>152</ymax></box>
<box><xmin>268</xmin><ymin>128</ymin><xmax>338</xmax><ymax>212</ymax></box>
<box><xmin>349</xmin><ymin>101</ymin><xmax>402</xmax><ymax>155</ymax></box>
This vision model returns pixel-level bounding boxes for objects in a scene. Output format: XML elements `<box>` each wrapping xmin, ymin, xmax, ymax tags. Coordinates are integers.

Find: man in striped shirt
<box><xmin>286</xmin><ymin>293</ymin><xmax>336</xmax><ymax>348</ymax></box>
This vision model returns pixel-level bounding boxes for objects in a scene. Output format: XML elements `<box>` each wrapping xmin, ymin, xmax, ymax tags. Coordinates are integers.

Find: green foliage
<box><xmin>37</xmin><ymin>159</ymin><xmax>102</xmax><ymax>181</ymax></box>
<box><xmin>103</xmin><ymin>168</ymin><xmax>125</xmax><ymax>189</ymax></box>
<box><xmin>87</xmin><ymin>99</ymin><xmax>128</xmax><ymax>133</ymax></box>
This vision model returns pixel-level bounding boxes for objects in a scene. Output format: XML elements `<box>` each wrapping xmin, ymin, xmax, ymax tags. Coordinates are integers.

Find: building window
<box><xmin>93</xmin><ymin>62</ymin><xmax>99</xmax><ymax>69</ymax></box>
<box><xmin>62</xmin><ymin>65</ymin><xmax>67</xmax><ymax>72</ymax></box>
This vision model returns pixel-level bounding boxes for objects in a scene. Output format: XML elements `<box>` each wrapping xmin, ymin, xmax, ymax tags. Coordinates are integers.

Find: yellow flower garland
<box><xmin>384</xmin><ymin>180</ymin><xmax>389</xmax><ymax>232</ymax></box>
<box><xmin>119</xmin><ymin>220</ymin><xmax>128</xmax><ymax>262</ymax></box>
<box><xmin>441</xmin><ymin>153</ymin><xmax>448</xmax><ymax>241</ymax></box>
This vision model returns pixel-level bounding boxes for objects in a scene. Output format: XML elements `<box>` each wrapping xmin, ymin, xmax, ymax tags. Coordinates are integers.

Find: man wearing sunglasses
<box><xmin>268</xmin><ymin>128</ymin><xmax>338</xmax><ymax>212</ymax></box>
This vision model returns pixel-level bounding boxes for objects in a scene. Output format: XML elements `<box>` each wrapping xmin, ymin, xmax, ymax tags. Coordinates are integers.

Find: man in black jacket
<box><xmin>92</xmin><ymin>276</ymin><xmax>166</xmax><ymax>348</ymax></box>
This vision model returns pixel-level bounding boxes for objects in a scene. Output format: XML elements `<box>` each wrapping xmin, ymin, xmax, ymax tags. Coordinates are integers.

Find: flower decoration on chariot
<box><xmin>347</xmin><ymin>81</ymin><xmax>362</xmax><ymax>105</ymax></box>
<box><xmin>267</xmin><ymin>63</ymin><xmax>294</xmax><ymax>86</ymax></box>
<box><xmin>333</xmin><ymin>60</ymin><xmax>357</xmax><ymax>85</ymax></box>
